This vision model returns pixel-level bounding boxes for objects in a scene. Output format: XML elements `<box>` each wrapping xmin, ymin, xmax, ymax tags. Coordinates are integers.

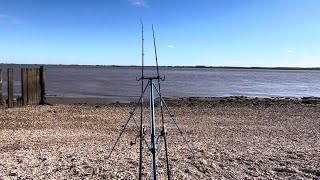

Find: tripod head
<box><xmin>136</xmin><ymin>75</ymin><xmax>165</xmax><ymax>82</ymax></box>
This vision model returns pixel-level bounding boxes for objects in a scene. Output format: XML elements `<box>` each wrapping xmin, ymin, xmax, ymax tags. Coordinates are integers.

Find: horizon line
<box><xmin>1</xmin><ymin>63</ymin><xmax>320</xmax><ymax>70</ymax></box>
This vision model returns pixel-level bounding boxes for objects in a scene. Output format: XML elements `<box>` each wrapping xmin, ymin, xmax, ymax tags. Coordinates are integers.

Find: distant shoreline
<box><xmin>1</xmin><ymin>63</ymin><xmax>320</xmax><ymax>70</ymax></box>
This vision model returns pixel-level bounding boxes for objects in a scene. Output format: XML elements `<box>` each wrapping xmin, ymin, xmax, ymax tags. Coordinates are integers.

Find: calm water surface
<box><xmin>1</xmin><ymin>64</ymin><xmax>320</xmax><ymax>98</ymax></box>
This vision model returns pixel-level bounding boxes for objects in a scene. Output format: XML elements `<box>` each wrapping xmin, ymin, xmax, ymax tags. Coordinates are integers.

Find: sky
<box><xmin>0</xmin><ymin>0</ymin><xmax>320</xmax><ymax>67</ymax></box>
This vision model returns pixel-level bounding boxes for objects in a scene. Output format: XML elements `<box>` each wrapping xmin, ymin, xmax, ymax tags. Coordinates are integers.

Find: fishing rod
<box><xmin>139</xmin><ymin>19</ymin><xmax>144</xmax><ymax>180</ymax></box>
<box><xmin>152</xmin><ymin>24</ymin><xmax>171</xmax><ymax>180</ymax></box>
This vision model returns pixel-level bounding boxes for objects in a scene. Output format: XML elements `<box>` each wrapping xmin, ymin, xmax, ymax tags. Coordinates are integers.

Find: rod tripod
<box><xmin>107</xmin><ymin>76</ymin><xmax>193</xmax><ymax>180</ymax></box>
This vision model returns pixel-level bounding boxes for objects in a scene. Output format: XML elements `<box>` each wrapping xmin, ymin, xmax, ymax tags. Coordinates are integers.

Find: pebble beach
<box><xmin>0</xmin><ymin>97</ymin><xmax>319</xmax><ymax>179</ymax></box>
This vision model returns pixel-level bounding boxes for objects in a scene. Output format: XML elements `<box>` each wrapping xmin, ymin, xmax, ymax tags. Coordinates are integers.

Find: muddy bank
<box><xmin>162</xmin><ymin>96</ymin><xmax>320</xmax><ymax>107</ymax></box>
<box><xmin>45</xmin><ymin>96</ymin><xmax>320</xmax><ymax>106</ymax></box>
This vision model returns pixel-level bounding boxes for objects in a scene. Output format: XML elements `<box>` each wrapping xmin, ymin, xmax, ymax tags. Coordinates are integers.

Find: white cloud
<box><xmin>168</xmin><ymin>45</ymin><xmax>175</xmax><ymax>48</ymax></box>
<box><xmin>287</xmin><ymin>49</ymin><xmax>294</xmax><ymax>53</ymax></box>
<box><xmin>130</xmin><ymin>0</ymin><xmax>148</xmax><ymax>7</ymax></box>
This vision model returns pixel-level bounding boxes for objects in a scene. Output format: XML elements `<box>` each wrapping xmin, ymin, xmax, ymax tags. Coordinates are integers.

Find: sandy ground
<box><xmin>0</xmin><ymin>97</ymin><xmax>320</xmax><ymax>179</ymax></box>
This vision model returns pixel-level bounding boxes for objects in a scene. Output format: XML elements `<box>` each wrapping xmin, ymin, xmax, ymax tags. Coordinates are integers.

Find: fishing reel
<box><xmin>130</xmin><ymin>125</ymin><xmax>146</xmax><ymax>146</ymax></box>
<box><xmin>156</xmin><ymin>124</ymin><xmax>168</xmax><ymax>144</ymax></box>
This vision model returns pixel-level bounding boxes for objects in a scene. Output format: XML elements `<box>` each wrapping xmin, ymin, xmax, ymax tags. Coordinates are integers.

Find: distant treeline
<box><xmin>191</xmin><ymin>66</ymin><xmax>320</xmax><ymax>70</ymax></box>
<box><xmin>109</xmin><ymin>65</ymin><xmax>320</xmax><ymax>70</ymax></box>
<box><xmin>1</xmin><ymin>63</ymin><xmax>320</xmax><ymax>70</ymax></box>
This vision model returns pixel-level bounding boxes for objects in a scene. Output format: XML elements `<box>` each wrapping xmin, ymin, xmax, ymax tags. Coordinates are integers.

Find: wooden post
<box><xmin>7</xmin><ymin>68</ymin><xmax>14</xmax><ymax>108</ymax></box>
<box><xmin>27</xmin><ymin>69</ymin><xmax>31</xmax><ymax>105</ymax></box>
<box><xmin>29</xmin><ymin>68</ymin><xmax>33</xmax><ymax>104</ymax></box>
<box><xmin>0</xmin><ymin>69</ymin><xmax>2</xmax><ymax>106</ymax></box>
<box><xmin>33</xmin><ymin>68</ymin><xmax>37</xmax><ymax>104</ymax></box>
<box><xmin>30</xmin><ymin>69</ymin><xmax>34</xmax><ymax>104</ymax></box>
<box><xmin>40</xmin><ymin>66</ymin><xmax>46</xmax><ymax>105</ymax></box>
<box><xmin>31</xmin><ymin>68</ymin><xmax>34</xmax><ymax>105</ymax></box>
<box><xmin>36</xmin><ymin>68</ymin><xmax>40</xmax><ymax>103</ymax></box>
<box><xmin>21</xmin><ymin>68</ymin><xmax>28</xmax><ymax>106</ymax></box>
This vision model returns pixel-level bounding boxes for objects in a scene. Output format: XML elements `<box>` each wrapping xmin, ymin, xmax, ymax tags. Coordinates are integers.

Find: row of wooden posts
<box><xmin>0</xmin><ymin>66</ymin><xmax>46</xmax><ymax>108</ymax></box>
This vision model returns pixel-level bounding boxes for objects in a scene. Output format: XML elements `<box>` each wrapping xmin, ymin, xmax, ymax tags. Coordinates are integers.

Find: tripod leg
<box><xmin>107</xmin><ymin>84</ymin><xmax>149</xmax><ymax>159</ymax></box>
<box><xmin>132</xmin><ymin>115</ymin><xmax>139</xmax><ymax>130</ymax></box>
<box><xmin>163</xmin><ymin>100</ymin><xmax>194</xmax><ymax>154</ymax></box>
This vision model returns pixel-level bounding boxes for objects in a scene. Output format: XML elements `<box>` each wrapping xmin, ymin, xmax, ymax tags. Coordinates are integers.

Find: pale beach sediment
<box><xmin>0</xmin><ymin>97</ymin><xmax>319</xmax><ymax>179</ymax></box>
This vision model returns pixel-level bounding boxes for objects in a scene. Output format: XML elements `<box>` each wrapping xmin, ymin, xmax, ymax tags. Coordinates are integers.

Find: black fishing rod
<box><xmin>139</xmin><ymin>19</ymin><xmax>144</xmax><ymax>180</ymax></box>
<box><xmin>152</xmin><ymin>24</ymin><xmax>171</xmax><ymax>180</ymax></box>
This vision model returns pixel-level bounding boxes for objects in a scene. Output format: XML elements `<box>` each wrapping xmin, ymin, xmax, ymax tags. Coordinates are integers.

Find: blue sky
<box><xmin>0</xmin><ymin>0</ymin><xmax>320</xmax><ymax>67</ymax></box>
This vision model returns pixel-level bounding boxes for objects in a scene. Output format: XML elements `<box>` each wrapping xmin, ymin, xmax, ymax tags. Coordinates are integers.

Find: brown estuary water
<box><xmin>1</xmin><ymin>64</ymin><xmax>320</xmax><ymax>100</ymax></box>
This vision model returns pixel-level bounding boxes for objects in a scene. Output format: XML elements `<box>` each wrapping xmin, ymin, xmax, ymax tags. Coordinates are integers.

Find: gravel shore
<box><xmin>0</xmin><ymin>97</ymin><xmax>319</xmax><ymax>179</ymax></box>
